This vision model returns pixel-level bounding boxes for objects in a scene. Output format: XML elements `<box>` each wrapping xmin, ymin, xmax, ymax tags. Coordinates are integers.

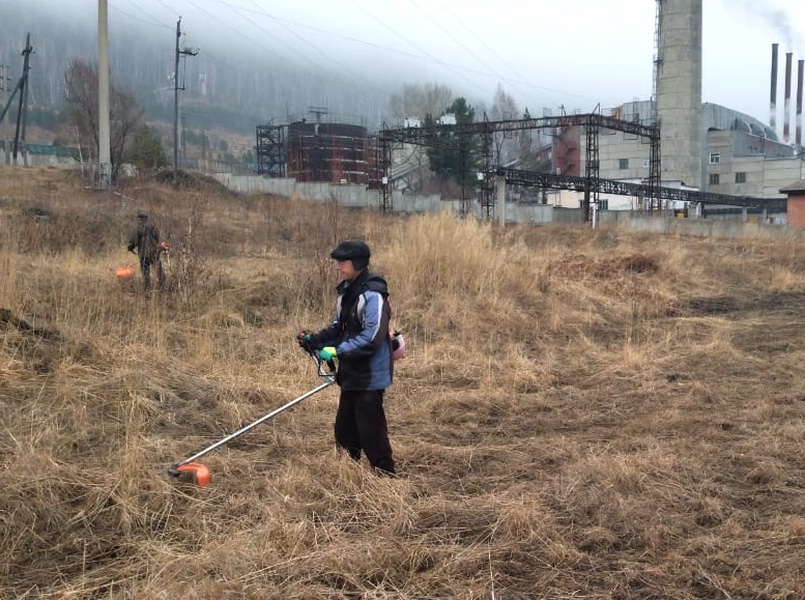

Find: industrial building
<box><xmin>558</xmin><ymin>99</ymin><xmax>804</xmax><ymax>212</ymax></box>
<box><xmin>553</xmin><ymin>0</ymin><xmax>805</xmax><ymax>216</ymax></box>
<box><xmin>256</xmin><ymin>112</ymin><xmax>379</xmax><ymax>186</ymax></box>
<box><xmin>252</xmin><ymin>0</ymin><xmax>804</xmax><ymax>224</ymax></box>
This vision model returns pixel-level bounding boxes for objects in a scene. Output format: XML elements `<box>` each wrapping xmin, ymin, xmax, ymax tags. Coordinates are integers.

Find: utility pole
<box><xmin>0</xmin><ymin>34</ymin><xmax>33</xmax><ymax>167</ymax></box>
<box><xmin>16</xmin><ymin>35</ymin><xmax>31</xmax><ymax>166</ymax></box>
<box><xmin>173</xmin><ymin>17</ymin><xmax>198</xmax><ymax>186</ymax></box>
<box><xmin>0</xmin><ymin>63</ymin><xmax>9</xmax><ymax>165</ymax></box>
<box><xmin>98</xmin><ymin>0</ymin><xmax>112</xmax><ymax>188</ymax></box>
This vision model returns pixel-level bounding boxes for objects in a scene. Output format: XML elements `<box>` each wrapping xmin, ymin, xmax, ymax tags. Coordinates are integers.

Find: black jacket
<box><xmin>310</xmin><ymin>270</ymin><xmax>393</xmax><ymax>391</ymax></box>
<box><xmin>128</xmin><ymin>223</ymin><xmax>160</xmax><ymax>259</ymax></box>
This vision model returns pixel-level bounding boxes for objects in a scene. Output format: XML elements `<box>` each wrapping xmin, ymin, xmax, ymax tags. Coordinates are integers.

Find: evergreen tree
<box><xmin>127</xmin><ymin>125</ymin><xmax>168</xmax><ymax>170</ymax></box>
<box><xmin>425</xmin><ymin>97</ymin><xmax>481</xmax><ymax>192</ymax></box>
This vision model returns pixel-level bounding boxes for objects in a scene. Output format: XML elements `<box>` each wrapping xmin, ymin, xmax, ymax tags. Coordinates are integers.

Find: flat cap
<box><xmin>330</xmin><ymin>240</ymin><xmax>370</xmax><ymax>262</ymax></box>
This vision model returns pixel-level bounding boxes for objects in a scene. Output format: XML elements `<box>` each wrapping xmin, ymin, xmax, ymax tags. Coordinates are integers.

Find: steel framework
<box><xmin>256</xmin><ymin>124</ymin><xmax>286</xmax><ymax>177</ymax></box>
<box><xmin>498</xmin><ymin>168</ymin><xmax>782</xmax><ymax>211</ymax></box>
<box><xmin>379</xmin><ymin>112</ymin><xmax>662</xmax><ymax>221</ymax></box>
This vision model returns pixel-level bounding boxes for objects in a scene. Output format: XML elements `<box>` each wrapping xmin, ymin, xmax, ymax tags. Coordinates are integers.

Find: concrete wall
<box><xmin>214</xmin><ymin>174</ymin><xmax>450</xmax><ymax>215</ymax></box>
<box><xmin>616</xmin><ymin>212</ymin><xmax>805</xmax><ymax>240</ymax></box>
<box><xmin>213</xmin><ymin>173</ymin><xmax>581</xmax><ymax>224</ymax></box>
<box><xmin>596</xmin><ymin>130</ymin><xmax>651</xmax><ymax>181</ymax></box>
<box><xmin>763</xmin><ymin>159</ymin><xmax>805</xmax><ymax>198</ymax></box>
<box><xmin>0</xmin><ymin>149</ymin><xmax>79</xmax><ymax>169</ymax></box>
<box><xmin>503</xmin><ymin>203</ymin><xmax>567</xmax><ymax>224</ymax></box>
<box><xmin>213</xmin><ymin>173</ymin><xmax>805</xmax><ymax>241</ymax></box>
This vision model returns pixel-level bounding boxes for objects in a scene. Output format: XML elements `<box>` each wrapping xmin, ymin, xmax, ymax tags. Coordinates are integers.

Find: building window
<box><xmin>618</xmin><ymin>158</ymin><xmax>629</xmax><ymax>170</ymax></box>
<box><xmin>709</xmin><ymin>173</ymin><xmax>720</xmax><ymax>185</ymax></box>
<box><xmin>709</xmin><ymin>153</ymin><xmax>721</xmax><ymax>164</ymax></box>
<box><xmin>735</xmin><ymin>172</ymin><xmax>747</xmax><ymax>184</ymax></box>
<box><xmin>598</xmin><ymin>199</ymin><xmax>609</xmax><ymax>211</ymax></box>
<box><xmin>642</xmin><ymin>158</ymin><xmax>650</xmax><ymax>168</ymax></box>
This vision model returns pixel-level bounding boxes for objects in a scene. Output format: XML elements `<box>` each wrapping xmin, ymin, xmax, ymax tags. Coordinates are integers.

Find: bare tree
<box><xmin>489</xmin><ymin>84</ymin><xmax>520</xmax><ymax>167</ymax></box>
<box><xmin>388</xmin><ymin>83</ymin><xmax>454</xmax><ymax>123</ymax></box>
<box><xmin>64</xmin><ymin>59</ymin><xmax>143</xmax><ymax>182</ymax></box>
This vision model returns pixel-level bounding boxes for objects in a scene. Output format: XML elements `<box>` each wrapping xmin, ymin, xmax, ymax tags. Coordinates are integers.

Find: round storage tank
<box><xmin>287</xmin><ymin>121</ymin><xmax>369</xmax><ymax>184</ymax></box>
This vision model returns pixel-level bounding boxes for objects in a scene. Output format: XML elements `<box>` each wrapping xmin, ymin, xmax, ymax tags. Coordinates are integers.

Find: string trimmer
<box><xmin>164</xmin><ymin>349</ymin><xmax>336</xmax><ymax>487</ymax></box>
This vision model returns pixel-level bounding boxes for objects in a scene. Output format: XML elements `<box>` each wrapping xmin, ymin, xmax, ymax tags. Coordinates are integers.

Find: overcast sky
<box><xmin>9</xmin><ymin>0</ymin><xmax>805</xmax><ymax>126</ymax></box>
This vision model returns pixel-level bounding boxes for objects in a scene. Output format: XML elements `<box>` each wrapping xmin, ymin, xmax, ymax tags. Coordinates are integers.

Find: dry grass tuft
<box><xmin>1</xmin><ymin>166</ymin><xmax>805</xmax><ymax>598</ymax></box>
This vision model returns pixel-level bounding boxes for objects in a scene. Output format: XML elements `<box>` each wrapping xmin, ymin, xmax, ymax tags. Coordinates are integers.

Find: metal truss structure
<box><xmin>380</xmin><ymin>111</ymin><xmax>661</xmax><ymax>220</ymax></box>
<box><xmin>255</xmin><ymin>124</ymin><xmax>286</xmax><ymax>177</ymax></box>
<box><xmin>499</xmin><ymin>168</ymin><xmax>785</xmax><ymax>212</ymax></box>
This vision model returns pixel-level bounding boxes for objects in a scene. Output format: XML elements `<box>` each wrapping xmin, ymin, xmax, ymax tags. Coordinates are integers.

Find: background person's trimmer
<box><xmin>165</xmin><ymin>349</ymin><xmax>336</xmax><ymax>487</ymax></box>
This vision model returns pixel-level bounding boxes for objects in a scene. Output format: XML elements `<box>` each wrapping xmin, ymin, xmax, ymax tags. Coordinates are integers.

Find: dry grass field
<box><xmin>1</xmin><ymin>166</ymin><xmax>804</xmax><ymax>599</ymax></box>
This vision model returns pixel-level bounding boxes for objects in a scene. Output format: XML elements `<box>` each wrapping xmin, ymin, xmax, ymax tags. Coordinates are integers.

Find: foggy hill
<box><xmin>0</xmin><ymin>2</ymin><xmax>402</xmax><ymax>136</ymax></box>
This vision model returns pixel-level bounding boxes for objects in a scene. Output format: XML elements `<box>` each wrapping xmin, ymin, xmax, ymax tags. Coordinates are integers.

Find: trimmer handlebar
<box><xmin>305</xmin><ymin>346</ymin><xmax>336</xmax><ymax>376</ymax></box>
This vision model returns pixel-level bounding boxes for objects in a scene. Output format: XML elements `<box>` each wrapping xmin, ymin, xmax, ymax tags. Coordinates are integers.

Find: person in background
<box><xmin>298</xmin><ymin>240</ymin><xmax>396</xmax><ymax>476</ymax></box>
<box><xmin>127</xmin><ymin>211</ymin><xmax>165</xmax><ymax>292</ymax></box>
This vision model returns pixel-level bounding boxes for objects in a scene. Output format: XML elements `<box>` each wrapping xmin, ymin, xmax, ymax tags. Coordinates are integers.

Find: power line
<box><xmin>181</xmin><ymin>0</ymin><xmax>394</xmax><ymax>99</ymax></box>
<box><xmin>197</xmin><ymin>0</ymin><xmax>504</xmax><ymax>81</ymax></box>
<box><xmin>115</xmin><ymin>0</ymin><xmax>173</xmax><ymax>30</ymax></box>
<box><xmin>191</xmin><ymin>0</ymin><xmax>425</xmax><ymax>62</ymax></box>
<box><xmin>181</xmin><ymin>0</ymin><xmax>305</xmax><ymax>68</ymax></box>
<box><xmin>404</xmin><ymin>0</ymin><xmax>532</xmax><ymax>99</ymax></box>
<box><xmin>112</xmin><ymin>0</ymin><xmax>604</xmax><ymax>112</ymax></box>
<box><xmin>192</xmin><ymin>0</ymin><xmax>598</xmax><ymax>109</ymax></box>
<box><xmin>344</xmin><ymin>0</ymin><xmax>481</xmax><ymax>91</ymax></box>
<box><xmin>152</xmin><ymin>0</ymin><xmax>179</xmax><ymax>16</ymax></box>
<box><xmin>430</xmin><ymin>0</ymin><xmax>537</xmax><ymax>88</ymax></box>
<box><xmin>426</xmin><ymin>0</ymin><xmax>605</xmax><ymax>107</ymax></box>
<box><xmin>242</xmin><ymin>0</ymin><xmax>392</xmax><ymax>94</ymax></box>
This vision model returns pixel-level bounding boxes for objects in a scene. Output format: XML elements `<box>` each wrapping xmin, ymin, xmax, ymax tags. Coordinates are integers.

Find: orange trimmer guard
<box><xmin>116</xmin><ymin>266</ymin><xmax>135</xmax><ymax>279</ymax></box>
<box><xmin>174</xmin><ymin>462</ymin><xmax>211</xmax><ymax>487</ymax></box>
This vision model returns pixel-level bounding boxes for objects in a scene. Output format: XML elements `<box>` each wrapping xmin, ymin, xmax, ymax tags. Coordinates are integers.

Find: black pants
<box><xmin>334</xmin><ymin>389</ymin><xmax>395</xmax><ymax>474</ymax></box>
<box><xmin>140</xmin><ymin>256</ymin><xmax>165</xmax><ymax>291</ymax></box>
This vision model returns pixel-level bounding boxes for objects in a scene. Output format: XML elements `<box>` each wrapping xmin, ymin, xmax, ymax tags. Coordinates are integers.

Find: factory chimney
<box><xmin>784</xmin><ymin>52</ymin><xmax>793</xmax><ymax>143</ymax></box>
<box><xmin>797</xmin><ymin>59</ymin><xmax>804</xmax><ymax>147</ymax></box>
<box><xmin>770</xmin><ymin>43</ymin><xmax>778</xmax><ymax>132</ymax></box>
<box><xmin>655</xmin><ymin>0</ymin><xmax>703</xmax><ymax>189</ymax></box>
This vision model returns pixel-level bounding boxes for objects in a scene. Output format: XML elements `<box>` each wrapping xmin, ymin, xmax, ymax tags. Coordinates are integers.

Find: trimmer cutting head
<box><xmin>166</xmin><ymin>462</ymin><xmax>211</xmax><ymax>487</ymax></box>
<box><xmin>163</xmin><ymin>349</ymin><xmax>335</xmax><ymax>487</ymax></box>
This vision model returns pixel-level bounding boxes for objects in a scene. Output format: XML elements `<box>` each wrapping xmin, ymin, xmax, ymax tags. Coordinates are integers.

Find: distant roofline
<box><xmin>780</xmin><ymin>179</ymin><xmax>805</xmax><ymax>193</ymax></box>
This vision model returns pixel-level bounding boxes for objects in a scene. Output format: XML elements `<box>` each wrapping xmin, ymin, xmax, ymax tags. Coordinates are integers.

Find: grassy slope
<box><xmin>1</xmin><ymin>166</ymin><xmax>804</xmax><ymax>599</ymax></box>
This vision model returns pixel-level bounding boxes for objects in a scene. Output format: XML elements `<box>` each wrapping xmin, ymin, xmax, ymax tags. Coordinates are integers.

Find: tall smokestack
<box><xmin>656</xmin><ymin>0</ymin><xmax>703</xmax><ymax>189</ymax></box>
<box><xmin>784</xmin><ymin>52</ymin><xmax>793</xmax><ymax>143</ymax></box>
<box><xmin>770</xmin><ymin>43</ymin><xmax>778</xmax><ymax>131</ymax></box>
<box><xmin>797</xmin><ymin>59</ymin><xmax>804</xmax><ymax>147</ymax></box>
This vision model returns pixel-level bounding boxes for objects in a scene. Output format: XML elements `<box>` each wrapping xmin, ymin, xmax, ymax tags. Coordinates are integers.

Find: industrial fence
<box><xmin>211</xmin><ymin>173</ymin><xmax>805</xmax><ymax>241</ymax></box>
